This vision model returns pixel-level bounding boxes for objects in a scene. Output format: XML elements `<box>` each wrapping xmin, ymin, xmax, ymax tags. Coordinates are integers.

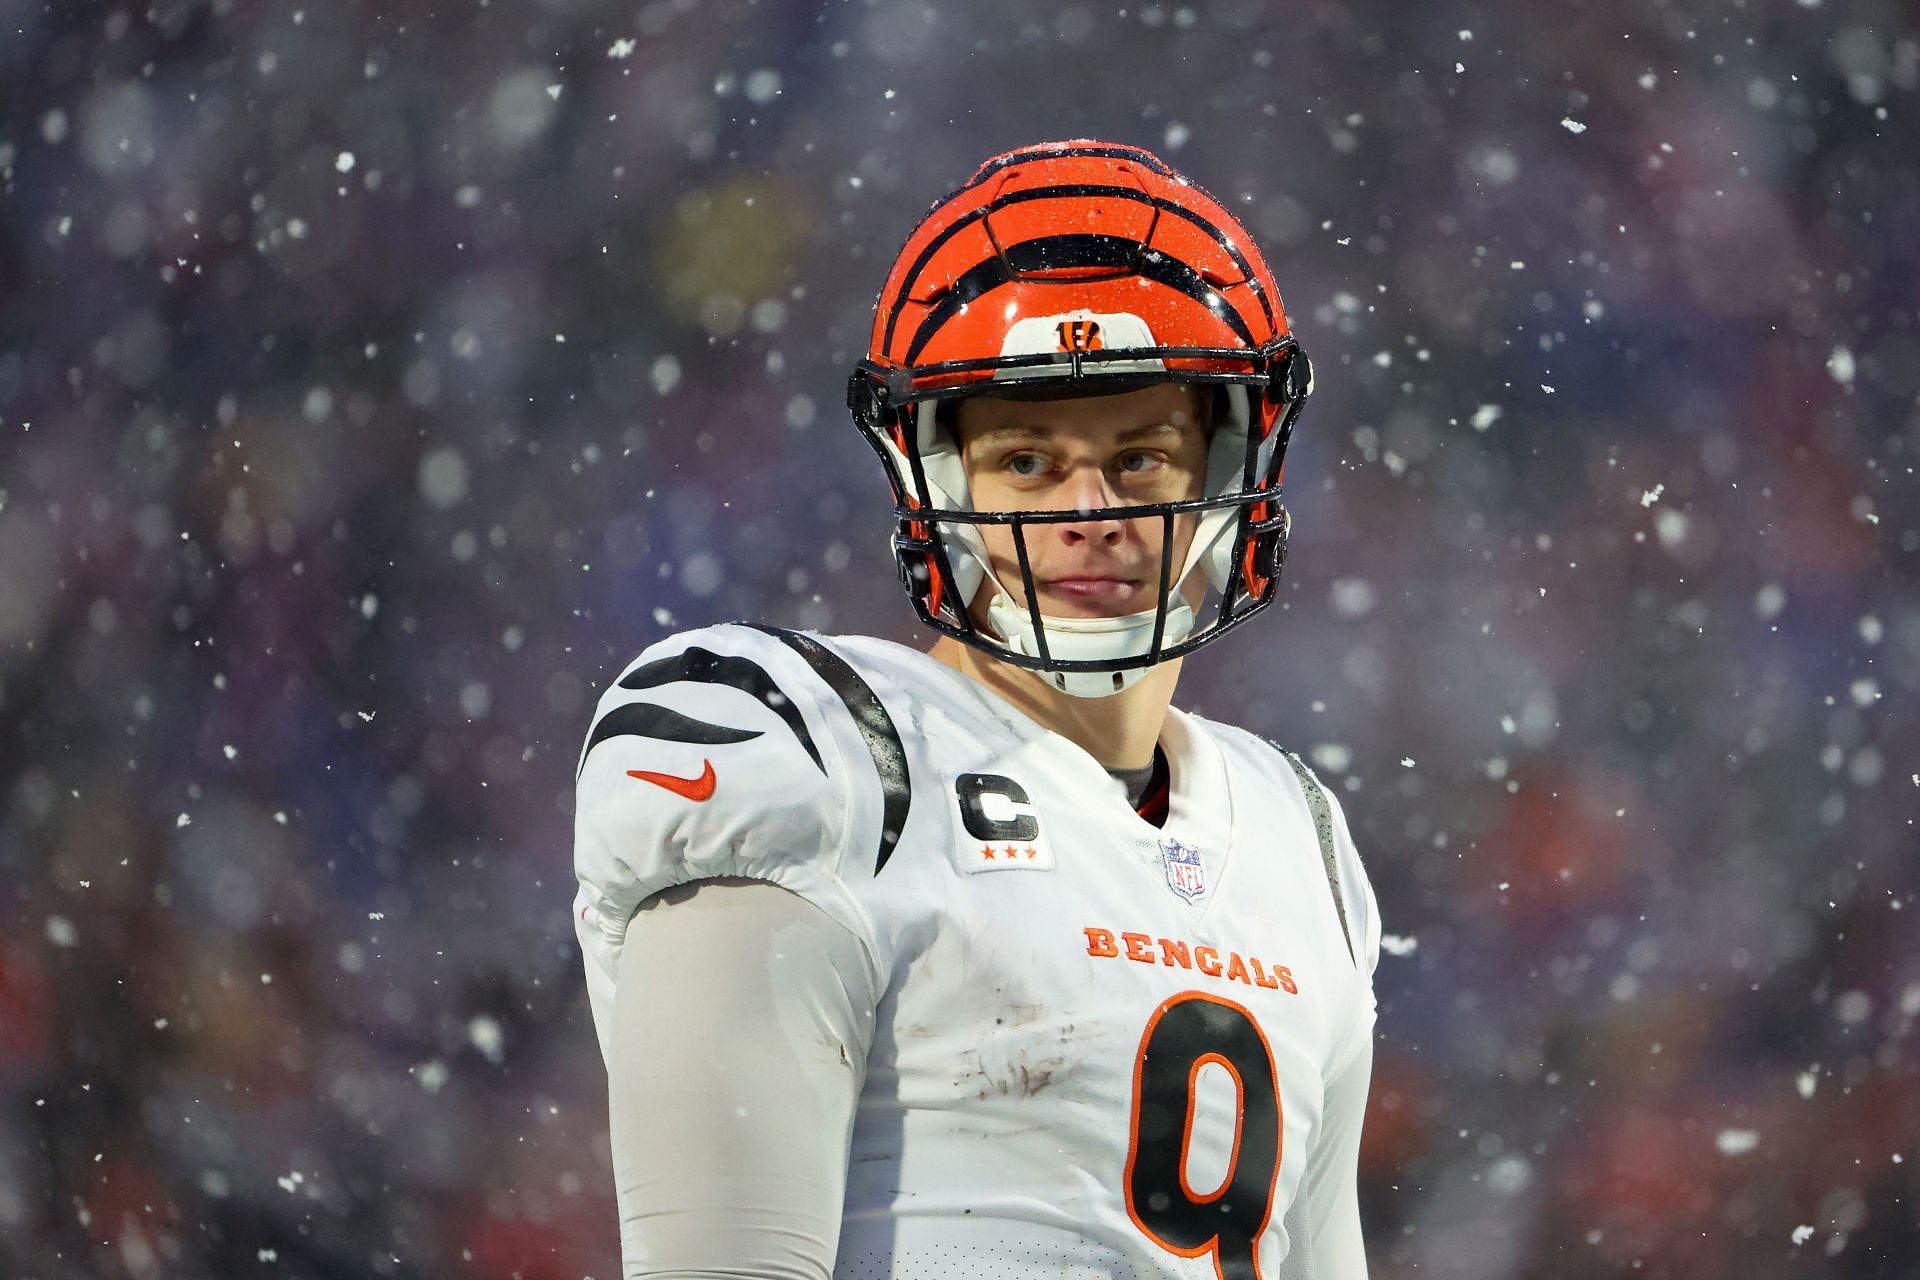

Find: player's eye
<box><xmin>1114</xmin><ymin>450</ymin><xmax>1164</xmax><ymax>475</ymax></box>
<box><xmin>1004</xmin><ymin>451</ymin><xmax>1050</xmax><ymax>479</ymax></box>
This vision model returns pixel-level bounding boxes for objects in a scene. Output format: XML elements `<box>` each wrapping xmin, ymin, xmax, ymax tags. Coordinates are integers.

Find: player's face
<box><xmin>953</xmin><ymin>384</ymin><xmax>1211</xmax><ymax>620</ymax></box>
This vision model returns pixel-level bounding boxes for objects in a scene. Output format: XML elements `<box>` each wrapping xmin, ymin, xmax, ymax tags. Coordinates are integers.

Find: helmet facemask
<box><xmin>848</xmin><ymin>341</ymin><xmax>1309</xmax><ymax>697</ymax></box>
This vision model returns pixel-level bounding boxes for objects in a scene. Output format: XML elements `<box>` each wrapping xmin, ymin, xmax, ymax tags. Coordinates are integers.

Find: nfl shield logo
<box><xmin>1160</xmin><ymin>837</ymin><xmax>1207</xmax><ymax>902</ymax></box>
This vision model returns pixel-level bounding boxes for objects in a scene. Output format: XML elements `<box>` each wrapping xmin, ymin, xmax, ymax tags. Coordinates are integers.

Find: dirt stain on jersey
<box><xmin>958</xmin><ymin>1041</ymin><xmax>1073</xmax><ymax>1099</ymax></box>
<box><xmin>949</xmin><ymin>986</ymin><xmax>1069</xmax><ymax>1097</ymax></box>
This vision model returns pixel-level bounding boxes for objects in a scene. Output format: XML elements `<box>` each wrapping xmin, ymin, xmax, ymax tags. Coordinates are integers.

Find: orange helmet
<box><xmin>847</xmin><ymin>140</ymin><xmax>1313</xmax><ymax>696</ymax></box>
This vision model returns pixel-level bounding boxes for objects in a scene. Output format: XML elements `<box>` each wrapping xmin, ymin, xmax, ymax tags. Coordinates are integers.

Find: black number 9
<box><xmin>1123</xmin><ymin>991</ymin><xmax>1283</xmax><ymax>1280</ymax></box>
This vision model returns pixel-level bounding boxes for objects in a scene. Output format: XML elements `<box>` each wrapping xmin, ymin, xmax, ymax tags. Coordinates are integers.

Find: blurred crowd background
<box><xmin>2</xmin><ymin>0</ymin><xmax>1916</xmax><ymax>1276</ymax></box>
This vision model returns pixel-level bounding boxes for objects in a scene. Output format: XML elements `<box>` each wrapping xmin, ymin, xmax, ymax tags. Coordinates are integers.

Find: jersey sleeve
<box><xmin>1304</xmin><ymin>764</ymin><xmax>1383</xmax><ymax>1075</ymax></box>
<box><xmin>1273</xmin><ymin>758</ymin><xmax>1381</xmax><ymax>1279</ymax></box>
<box><xmin>1259</xmin><ymin>743</ymin><xmax>1382</xmax><ymax>1073</ymax></box>
<box><xmin>1322</xmin><ymin>781</ymin><xmax>1383</xmax><ymax>985</ymax></box>
<box><xmin>1275</xmin><ymin>1028</ymin><xmax>1375</xmax><ymax>1280</ymax></box>
<box><xmin>609</xmin><ymin>879</ymin><xmax>877</xmax><ymax>1279</ymax></box>
<box><xmin>572</xmin><ymin>623</ymin><xmax>886</xmax><ymax>1066</ymax></box>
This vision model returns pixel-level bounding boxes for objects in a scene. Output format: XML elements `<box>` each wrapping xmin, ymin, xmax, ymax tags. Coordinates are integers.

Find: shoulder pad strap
<box><xmin>1281</xmin><ymin>751</ymin><xmax>1356</xmax><ymax>967</ymax></box>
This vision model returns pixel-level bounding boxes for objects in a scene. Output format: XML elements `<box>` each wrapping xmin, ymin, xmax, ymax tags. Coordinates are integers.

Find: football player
<box><xmin>575</xmin><ymin>140</ymin><xmax>1382</xmax><ymax>1279</ymax></box>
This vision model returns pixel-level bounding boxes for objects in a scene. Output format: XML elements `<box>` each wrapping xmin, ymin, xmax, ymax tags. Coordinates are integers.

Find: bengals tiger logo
<box><xmin>1056</xmin><ymin>319</ymin><xmax>1104</xmax><ymax>352</ymax></box>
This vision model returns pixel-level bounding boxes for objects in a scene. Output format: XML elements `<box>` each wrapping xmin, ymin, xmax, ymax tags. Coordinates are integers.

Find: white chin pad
<box><xmin>984</xmin><ymin>590</ymin><xmax>1198</xmax><ymax>698</ymax></box>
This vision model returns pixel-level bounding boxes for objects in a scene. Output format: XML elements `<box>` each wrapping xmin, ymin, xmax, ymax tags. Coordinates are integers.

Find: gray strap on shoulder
<box><xmin>1282</xmin><ymin>751</ymin><xmax>1356</xmax><ymax>966</ymax></box>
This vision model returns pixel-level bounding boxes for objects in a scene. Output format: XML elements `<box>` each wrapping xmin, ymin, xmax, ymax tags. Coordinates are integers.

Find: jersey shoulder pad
<box><xmin>573</xmin><ymin>623</ymin><xmax>891</xmax><ymax>966</ymax></box>
<box><xmin>1195</xmin><ymin>717</ymin><xmax>1382</xmax><ymax>980</ymax></box>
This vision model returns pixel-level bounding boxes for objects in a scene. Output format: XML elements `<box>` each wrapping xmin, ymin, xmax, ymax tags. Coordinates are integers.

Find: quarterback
<box><xmin>574</xmin><ymin>141</ymin><xmax>1382</xmax><ymax>1279</ymax></box>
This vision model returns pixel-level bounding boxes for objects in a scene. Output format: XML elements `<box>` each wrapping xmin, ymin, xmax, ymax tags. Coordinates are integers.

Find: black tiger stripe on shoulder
<box><xmin>620</xmin><ymin>644</ymin><xmax>824</xmax><ymax>772</ymax></box>
<box><xmin>581</xmin><ymin>703</ymin><xmax>762</xmax><ymax>770</ymax></box>
<box><xmin>749</xmin><ymin>626</ymin><xmax>911</xmax><ymax>878</ymax></box>
<box><xmin>576</xmin><ymin>640</ymin><xmax>824</xmax><ymax>780</ymax></box>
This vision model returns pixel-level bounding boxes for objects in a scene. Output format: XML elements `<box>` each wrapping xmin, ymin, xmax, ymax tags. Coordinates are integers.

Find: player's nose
<box><xmin>1054</xmin><ymin>462</ymin><xmax>1126</xmax><ymax>546</ymax></box>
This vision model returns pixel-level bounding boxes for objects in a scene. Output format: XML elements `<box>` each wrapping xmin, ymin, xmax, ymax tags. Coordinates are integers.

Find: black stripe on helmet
<box><xmin>881</xmin><ymin>183</ymin><xmax>1273</xmax><ymax>357</ymax></box>
<box><xmin>902</xmin><ymin>234</ymin><xmax>1256</xmax><ymax>365</ymax></box>
<box><xmin>958</xmin><ymin>143</ymin><xmax>1176</xmax><ymax>194</ymax></box>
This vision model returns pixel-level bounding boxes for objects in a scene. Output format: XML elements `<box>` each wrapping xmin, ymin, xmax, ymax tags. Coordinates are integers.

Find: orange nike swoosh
<box><xmin>627</xmin><ymin>759</ymin><xmax>716</xmax><ymax>801</ymax></box>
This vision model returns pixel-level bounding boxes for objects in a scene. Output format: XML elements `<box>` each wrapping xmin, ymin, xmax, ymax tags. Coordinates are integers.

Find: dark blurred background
<box><xmin>1</xmin><ymin>1</ymin><xmax>1915</xmax><ymax>1276</ymax></box>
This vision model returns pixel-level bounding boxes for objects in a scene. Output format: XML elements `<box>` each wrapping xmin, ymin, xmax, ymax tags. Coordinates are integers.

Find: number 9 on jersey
<box><xmin>1124</xmin><ymin>991</ymin><xmax>1284</xmax><ymax>1280</ymax></box>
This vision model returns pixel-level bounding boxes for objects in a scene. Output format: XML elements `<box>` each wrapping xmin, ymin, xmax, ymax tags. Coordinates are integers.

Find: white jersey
<box><xmin>575</xmin><ymin>623</ymin><xmax>1382</xmax><ymax>1279</ymax></box>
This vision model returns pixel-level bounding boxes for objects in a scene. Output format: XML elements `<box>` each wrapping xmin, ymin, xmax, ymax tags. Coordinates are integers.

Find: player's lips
<box><xmin>1042</xmin><ymin>576</ymin><xmax>1142</xmax><ymax>602</ymax></box>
